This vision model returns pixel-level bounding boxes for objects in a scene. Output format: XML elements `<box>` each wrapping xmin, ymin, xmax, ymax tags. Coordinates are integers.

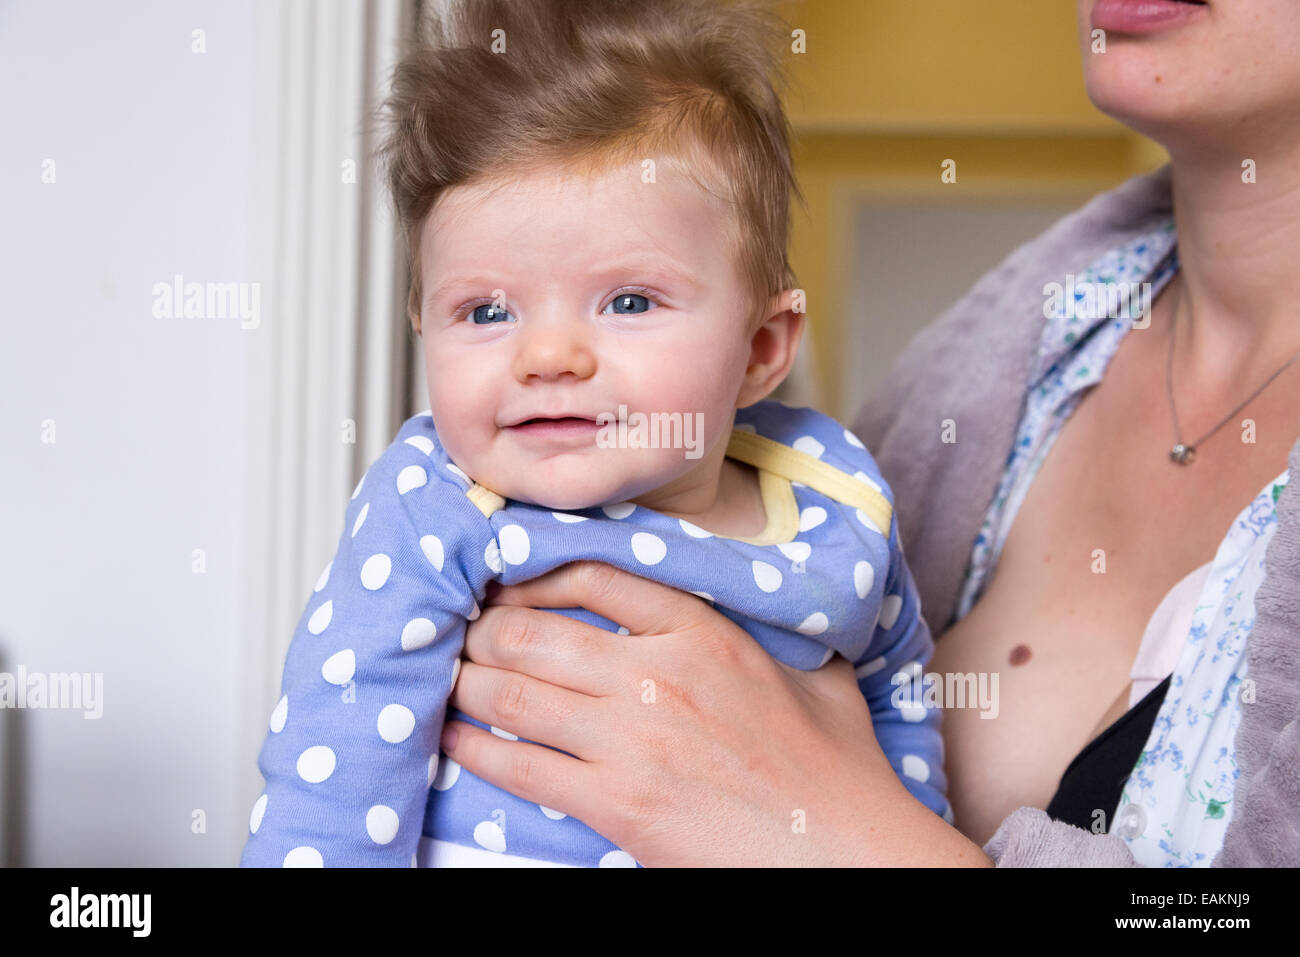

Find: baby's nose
<box><xmin>511</xmin><ymin>316</ymin><xmax>597</xmax><ymax>382</ymax></box>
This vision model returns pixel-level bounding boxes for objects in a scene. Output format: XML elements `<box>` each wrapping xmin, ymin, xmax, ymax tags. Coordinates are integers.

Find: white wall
<box><xmin>0</xmin><ymin>0</ymin><xmax>265</xmax><ymax>865</ymax></box>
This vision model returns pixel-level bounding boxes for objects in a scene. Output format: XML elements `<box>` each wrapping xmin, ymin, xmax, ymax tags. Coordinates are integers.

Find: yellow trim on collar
<box><xmin>466</xmin><ymin>482</ymin><xmax>505</xmax><ymax>518</ymax></box>
<box><xmin>725</xmin><ymin>428</ymin><xmax>893</xmax><ymax>535</ymax></box>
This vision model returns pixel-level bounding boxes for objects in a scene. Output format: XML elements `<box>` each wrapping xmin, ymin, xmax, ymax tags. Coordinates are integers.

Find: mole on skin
<box><xmin>1009</xmin><ymin>644</ymin><xmax>1032</xmax><ymax>666</ymax></box>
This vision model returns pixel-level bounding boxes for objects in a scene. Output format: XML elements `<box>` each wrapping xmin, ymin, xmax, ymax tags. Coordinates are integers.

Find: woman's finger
<box><xmin>487</xmin><ymin>560</ymin><xmax>712</xmax><ymax>636</ymax></box>
<box><xmin>463</xmin><ymin>603</ymin><xmax>629</xmax><ymax>696</ymax></box>
<box><xmin>447</xmin><ymin>658</ymin><xmax>606</xmax><ymax>759</ymax></box>
<box><xmin>440</xmin><ymin>718</ymin><xmax>605</xmax><ymax>825</ymax></box>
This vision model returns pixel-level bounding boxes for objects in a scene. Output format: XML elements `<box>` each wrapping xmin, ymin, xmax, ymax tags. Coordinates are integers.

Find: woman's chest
<box><xmin>932</xmin><ymin>328</ymin><xmax>1298</xmax><ymax>842</ymax></box>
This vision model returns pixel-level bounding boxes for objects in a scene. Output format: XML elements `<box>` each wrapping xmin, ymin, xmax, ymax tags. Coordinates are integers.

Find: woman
<box><xmin>436</xmin><ymin>0</ymin><xmax>1300</xmax><ymax>865</ymax></box>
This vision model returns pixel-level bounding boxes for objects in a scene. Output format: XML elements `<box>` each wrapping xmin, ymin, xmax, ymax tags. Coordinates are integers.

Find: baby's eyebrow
<box><xmin>586</xmin><ymin>260</ymin><xmax>703</xmax><ymax>292</ymax></box>
<box><xmin>428</xmin><ymin>262</ymin><xmax>703</xmax><ymax>302</ymax></box>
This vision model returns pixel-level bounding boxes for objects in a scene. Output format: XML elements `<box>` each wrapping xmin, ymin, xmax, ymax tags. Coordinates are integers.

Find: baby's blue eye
<box><xmin>603</xmin><ymin>293</ymin><xmax>653</xmax><ymax>315</ymax></box>
<box><xmin>466</xmin><ymin>303</ymin><xmax>515</xmax><ymax>325</ymax></box>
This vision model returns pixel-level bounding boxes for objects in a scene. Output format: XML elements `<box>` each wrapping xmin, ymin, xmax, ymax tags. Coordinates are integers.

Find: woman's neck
<box><xmin>1166</xmin><ymin>143</ymin><xmax>1300</xmax><ymax>381</ymax></box>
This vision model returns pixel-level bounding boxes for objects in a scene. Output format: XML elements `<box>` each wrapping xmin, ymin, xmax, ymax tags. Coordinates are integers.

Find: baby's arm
<box><xmin>852</xmin><ymin>517</ymin><xmax>951</xmax><ymax>821</ymax></box>
<box><xmin>240</xmin><ymin>435</ymin><xmax>484</xmax><ymax>867</ymax></box>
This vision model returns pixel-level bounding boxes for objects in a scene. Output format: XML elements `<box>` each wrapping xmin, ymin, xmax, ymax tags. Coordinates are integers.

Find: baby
<box><xmin>241</xmin><ymin>0</ymin><xmax>949</xmax><ymax>867</ymax></box>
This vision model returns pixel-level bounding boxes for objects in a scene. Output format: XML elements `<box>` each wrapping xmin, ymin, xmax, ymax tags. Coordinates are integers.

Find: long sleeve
<box><xmin>982</xmin><ymin>808</ymin><xmax>1139</xmax><ymax>866</ymax></box>
<box><xmin>854</xmin><ymin>517</ymin><xmax>950</xmax><ymax>821</ymax></box>
<box><xmin>241</xmin><ymin>430</ymin><xmax>487</xmax><ymax>867</ymax></box>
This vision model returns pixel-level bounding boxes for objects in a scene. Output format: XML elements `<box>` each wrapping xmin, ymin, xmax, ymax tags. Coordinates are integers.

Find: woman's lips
<box><xmin>505</xmin><ymin>417</ymin><xmax>601</xmax><ymax>444</ymax></box>
<box><xmin>1091</xmin><ymin>0</ymin><xmax>1208</xmax><ymax>35</ymax></box>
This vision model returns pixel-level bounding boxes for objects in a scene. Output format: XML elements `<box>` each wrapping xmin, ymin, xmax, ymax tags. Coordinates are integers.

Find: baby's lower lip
<box><xmin>506</xmin><ymin>418</ymin><xmax>601</xmax><ymax>443</ymax></box>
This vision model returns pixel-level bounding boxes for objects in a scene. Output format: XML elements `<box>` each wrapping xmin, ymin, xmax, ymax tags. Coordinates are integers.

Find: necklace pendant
<box><xmin>1170</xmin><ymin>443</ymin><xmax>1196</xmax><ymax>465</ymax></box>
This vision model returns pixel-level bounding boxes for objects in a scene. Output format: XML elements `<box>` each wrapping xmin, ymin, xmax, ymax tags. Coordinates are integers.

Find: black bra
<box><xmin>1045</xmin><ymin>674</ymin><xmax>1172</xmax><ymax>831</ymax></box>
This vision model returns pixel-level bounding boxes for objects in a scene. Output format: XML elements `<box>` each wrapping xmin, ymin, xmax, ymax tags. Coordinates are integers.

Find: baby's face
<box><xmin>417</xmin><ymin>159</ymin><xmax>758</xmax><ymax>509</ymax></box>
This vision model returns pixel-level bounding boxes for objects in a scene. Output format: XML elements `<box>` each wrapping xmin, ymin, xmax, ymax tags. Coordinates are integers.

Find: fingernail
<box><xmin>441</xmin><ymin>725</ymin><xmax>459</xmax><ymax>752</ymax></box>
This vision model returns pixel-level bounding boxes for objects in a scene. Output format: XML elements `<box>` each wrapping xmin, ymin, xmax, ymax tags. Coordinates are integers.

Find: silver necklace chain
<box><xmin>1166</xmin><ymin>283</ymin><xmax>1300</xmax><ymax>465</ymax></box>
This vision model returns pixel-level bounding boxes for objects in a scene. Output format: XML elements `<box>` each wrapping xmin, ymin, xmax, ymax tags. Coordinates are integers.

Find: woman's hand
<box><xmin>442</xmin><ymin>561</ymin><xmax>988</xmax><ymax>866</ymax></box>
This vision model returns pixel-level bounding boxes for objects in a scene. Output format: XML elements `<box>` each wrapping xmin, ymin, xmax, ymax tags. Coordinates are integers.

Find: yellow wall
<box><xmin>775</xmin><ymin>0</ymin><xmax>1168</xmax><ymax>413</ymax></box>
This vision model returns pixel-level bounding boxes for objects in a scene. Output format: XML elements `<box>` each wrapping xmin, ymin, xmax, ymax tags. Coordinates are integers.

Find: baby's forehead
<box><xmin>423</xmin><ymin>171</ymin><xmax>733</xmax><ymax>271</ymax></box>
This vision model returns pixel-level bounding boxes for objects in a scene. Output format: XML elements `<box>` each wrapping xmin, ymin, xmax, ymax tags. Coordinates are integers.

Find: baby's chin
<box><xmin>474</xmin><ymin>457</ymin><xmax>680</xmax><ymax>512</ymax></box>
<box><xmin>488</xmin><ymin>476</ymin><xmax>642</xmax><ymax>512</ymax></box>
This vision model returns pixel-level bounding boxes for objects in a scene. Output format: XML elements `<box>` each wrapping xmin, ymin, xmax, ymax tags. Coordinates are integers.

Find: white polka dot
<box><xmin>734</xmin><ymin>422</ymin><xmax>757</xmax><ymax>434</ymax></box>
<box><xmin>777</xmin><ymin>541</ymin><xmax>811</xmax><ymax>563</ymax></box>
<box><xmin>752</xmin><ymin>560</ymin><xmax>782</xmax><ymax>592</ymax></box>
<box><xmin>307</xmin><ymin>600</ymin><xmax>333</xmax><ymax>635</ymax></box>
<box><xmin>249</xmin><ymin>794</ymin><xmax>267</xmax><ymax>834</ymax></box>
<box><xmin>796</xmin><ymin>612</ymin><xmax>828</xmax><ymax>636</ymax></box>
<box><xmin>843</xmin><ymin>428</ymin><xmax>865</xmax><ymax>449</ymax></box>
<box><xmin>366</xmin><ymin>805</ymin><xmax>400</xmax><ymax>844</ymax></box>
<box><xmin>321</xmin><ymin>648</ymin><xmax>355</xmax><ymax>685</ymax></box>
<box><xmin>296</xmin><ymin>746</ymin><xmax>336</xmax><ymax>783</ymax></box>
<box><xmin>283</xmin><ymin>846</ymin><xmax>323</xmax><ymax>867</ymax></box>
<box><xmin>314</xmin><ymin>562</ymin><xmax>332</xmax><ymax>592</ymax></box>
<box><xmin>856</xmin><ymin>508</ymin><xmax>884</xmax><ymax>535</ymax></box>
<box><xmin>427</xmin><ymin>753</ymin><xmax>439</xmax><ymax>787</ymax></box>
<box><xmin>799</xmin><ymin>507</ymin><xmax>827</xmax><ymax>532</ymax></box>
<box><xmin>401</xmin><ymin>617</ymin><xmax>437</xmax><ymax>651</ymax></box>
<box><xmin>817</xmin><ymin>647</ymin><xmax>835</xmax><ymax>667</ymax></box>
<box><xmin>878</xmin><ymin>594</ymin><xmax>903</xmax><ymax>630</ymax></box>
<box><xmin>351</xmin><ymin>502</ymin><xmax>369</xmax><ymax>537</ymax></box>
<box><xmin>600</xmin><ymin>850</ymin><xmax>637</xmax><ymax>868</ymax></box>
<box><xmin>853</xmin><ymin>470</ymin><xmax>883</xmax><ymax>493</ymax></box>
<box><xmin>793</xmin><ymin>435</ymin><xmax>824</xmax><ymax>459</ymax></box>
<box><xmin>473</xmin><ymin>820</ymin><xmax>506</xmax><ymax>853</ymax></box>
<box><xmin>499</xmin><ymin>524</ymin><xmax>530</xmax><ymax>565</ymax></box>
<box><xmin>432</xmin><ymin>755</ymin><xmax>461</xmax><ymax>790</ymax></box>
<box><xmin>451</xmin><ymin>657</ymin><xmax>462</xmax><ymax>687</ymax></box>
<box><xmin>631</xmin><ymin>532</ymin><xmax>667</xmax><ymax>565</ymax></box>
<box><xmin>691</xmin><ymin>590</ymin><xmax>714</xmax><ymax>603</ymax></box>
<box><xmin>269</xmin><ymin>695</ymin><xmax>288</xmax><ymax>733</ymax></box>
<box><xmin>900</xmin><ymin>700</ymin><xmax>927</xmax><ymax>723</ymax></box>
<box><xmin>404</xmin><ymin>435</ymin><xmax>434</xmax><ymax>455</ymax></box>
<box><xmin>467</xmin><ymin>602</ymin><xmax>480</xmax><ymax>621</ymax></box>
<box><xmin>552</xmin><ymin>511</ymin><xmax>587</xmax><ymax>523</ymax></box>
<box><xmin>378</xmin><ymin>704</ymin><xmax>415</xmax><ymax>743</ymax></box>
<box><xmin>490</xmin><ymin>726</ymin><xmax>518</xmax><ymax>741</ymax></box>
<box><xmin>484</xmin><ymin>540</ymin><xmax>502</xmax><ymax>574</ymax></box>
<box><xmin>420</xmin><ymin>535</ymin><xmax>444</xmax><ymax>572</ymax></box>
<box><xmin>616</xmin><ymin>626</ymin><xmax>630</xmax><ymax>635</ymax></box>
<box><xmin>855</xmin><ymin>655</ymin><xmax>886</xmax><ymax>679</ymax></box>
<box><xmin>902</xmin><ymin>755</ymin><xmax>930</xmax><ymax>783</ymax></box>
<box><xmin>446</xmin><ymin>463</ymin><xmax>470</xmax><ymax>485</ymax></box>
<box><xmin>397</xmin><ymin>465</ymin><xmax>428</xmax><ymax>494</ymax></box>
<box><xmin>603</xmin><ymin>502</ymin><xmax>636</xmax><ymax>519</ymax></box>
<box><xmin>854</xmin><ymin>561</ymin><xmax>874</xmax><ymax>600</ymax></box>
<box><xmin>351</xmin><ymin>473</ymin><xmax>365</xmax><ymax>500</ymax></box>
<box><xmin>361</xmin><ymin>553</ymin><xmax>392</xmax><ymax>590</ymax></box>
<box><xmin>678</xmin><ymin>518</ymin><xmax>712</xmax><ymax>538</ymax></box>
<box><xmin>539</xmin><ymin>805</ymin><xmax>566</xmax><ymax>821</ymax></box>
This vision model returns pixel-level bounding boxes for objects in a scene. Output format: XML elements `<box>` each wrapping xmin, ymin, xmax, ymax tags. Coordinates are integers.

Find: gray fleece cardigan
<box><xmin>851</xmin><ymin>165</ymin><xmax>1300</xmax><ymax>867</ymax></box>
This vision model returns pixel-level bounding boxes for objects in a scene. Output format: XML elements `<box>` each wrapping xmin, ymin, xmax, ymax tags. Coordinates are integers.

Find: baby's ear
<box><xmin>737</xmin><ymin>289</ymin><xmax>806</xmax><ymax>407</ymax></box>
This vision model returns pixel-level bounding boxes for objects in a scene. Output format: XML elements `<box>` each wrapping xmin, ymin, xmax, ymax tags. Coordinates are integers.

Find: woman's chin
<box><xmin>1083</xmin><ymin>69</ymin><xmax>1231</xmax><ymax>154</ymax></box>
